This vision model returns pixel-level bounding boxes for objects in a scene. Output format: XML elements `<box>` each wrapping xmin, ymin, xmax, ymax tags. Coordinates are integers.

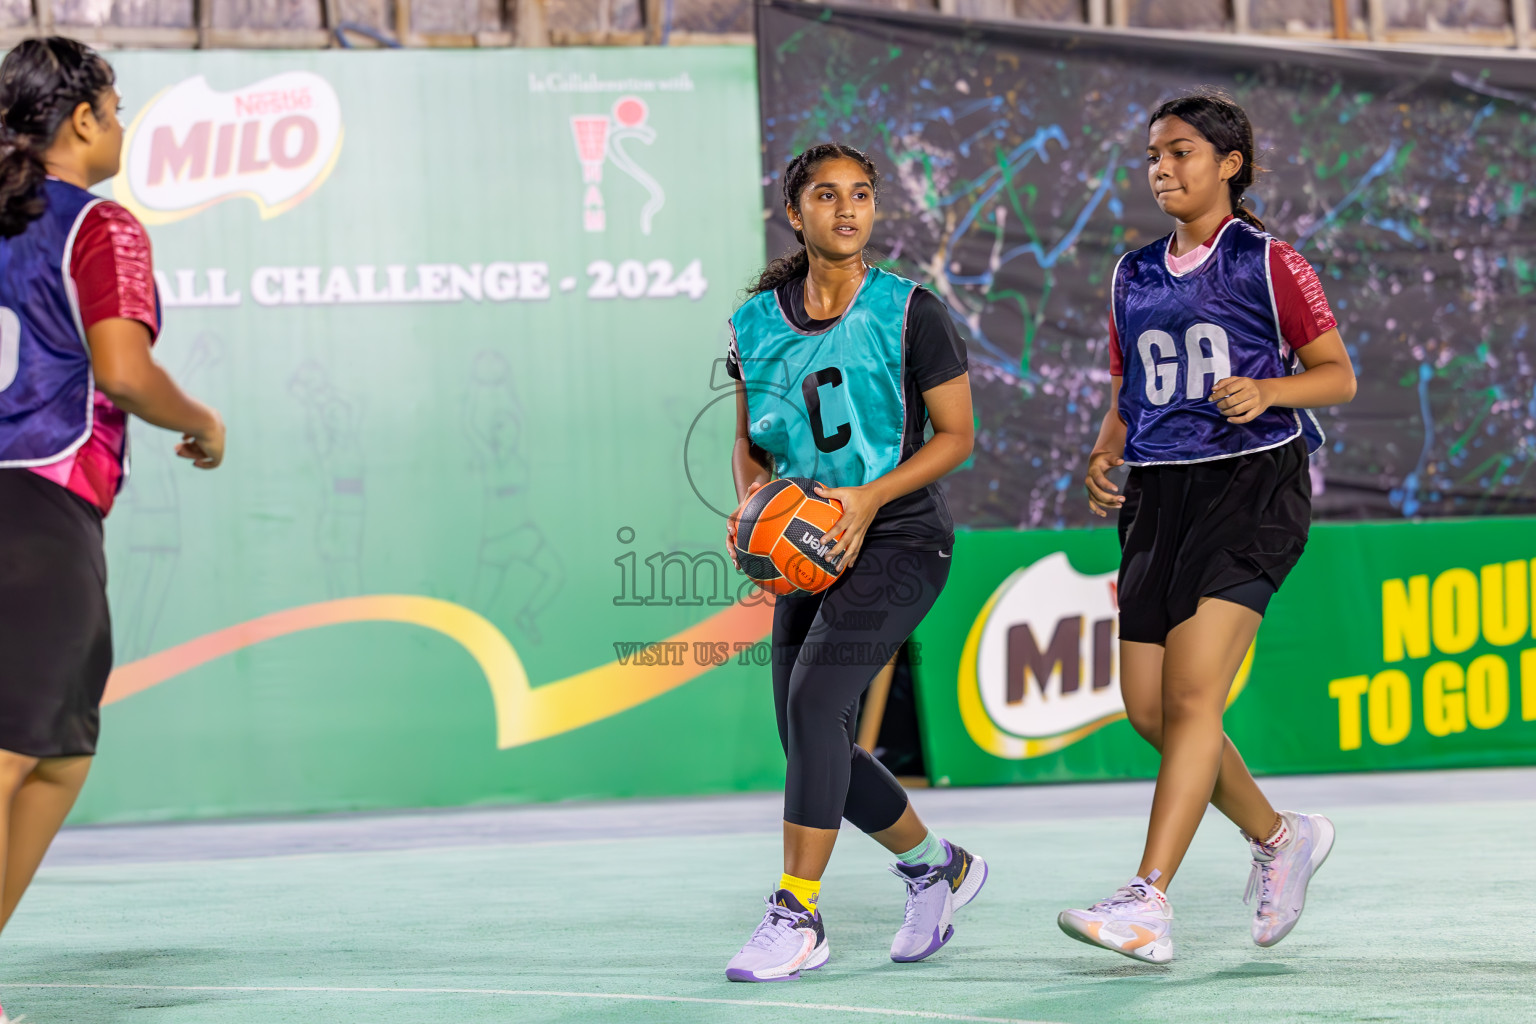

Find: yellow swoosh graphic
<box><xmin>103</xmin><ymin>595</ymin><xmax>775</xmax><ymax>749</ymax></box>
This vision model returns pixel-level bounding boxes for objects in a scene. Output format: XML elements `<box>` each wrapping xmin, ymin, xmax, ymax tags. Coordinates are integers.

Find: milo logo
<box><xmin>114</xmin><ymin>72</ymin><xmax>343</xmax><ymax>224</ymax></box>
<box><xmin>957</xmin><ymin>552</ymin><xmax>1252</xmax><ymax>759</ymax></box>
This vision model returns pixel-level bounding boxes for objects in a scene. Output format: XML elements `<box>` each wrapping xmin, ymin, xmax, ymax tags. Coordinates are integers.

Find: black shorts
<box><xmin>1117</xmin><ymin>436</ymin><xmax>1311</xmax><ymax>645</ymax></box>
<box><xmin>0</xmin><ymin>470</ymin><xmax>113</xmax><ymax>757</ymax></box>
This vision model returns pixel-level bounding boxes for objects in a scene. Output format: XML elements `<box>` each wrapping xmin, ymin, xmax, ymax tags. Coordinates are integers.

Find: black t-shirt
<box><xmin>726</xmin><ymin>274</ymin><xmax>969</xmax><ymax>550</ymax></box>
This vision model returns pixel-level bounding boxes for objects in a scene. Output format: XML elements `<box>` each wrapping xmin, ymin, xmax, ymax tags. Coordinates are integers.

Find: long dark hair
<box><xmin>0</xmin><ymin>37</ymin><xmax>115</xmax><ymax>238</ymax></box>
<box><xmin>748</xmin><ymin>142</ymin><xmax>881</xmax><ymax>296</ymax></box>
<box><xmin>1148</xmin><ymin>92</ymin><xmax>1264</xmax><ymax>231</ymax></box>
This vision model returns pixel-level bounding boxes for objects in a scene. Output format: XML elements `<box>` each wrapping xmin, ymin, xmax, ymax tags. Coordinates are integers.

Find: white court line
<box><xmin>13</xmin><ymin>983</ymin><xmax>1068</xmax><ymax>1024</ymax></box>
<box><xmin>44</xmin><ymin>829</ymin><xmax>787</xmax><ymax>870</ymax></box>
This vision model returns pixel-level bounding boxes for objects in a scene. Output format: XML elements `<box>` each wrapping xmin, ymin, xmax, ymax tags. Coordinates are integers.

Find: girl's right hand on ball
<box><xmin>1084</xmin><ymin>451</ymin><xmax>1125</xmax><ymax>518</ymax></box>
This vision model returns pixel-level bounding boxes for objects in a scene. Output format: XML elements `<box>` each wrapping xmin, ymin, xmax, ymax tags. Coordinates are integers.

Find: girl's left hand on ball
<box><xmin>726</xmin><ymin>481</ymin><xmax>765</xmax><ymax>571</ymax></box>
<box><xmin>1209</xmin><ymin>376</ymin><xmax>1275</xmax><ymax>424</ymax></box>
<box><xmin>814</xmin><ymin>483</ymin><xmax>879</xmax><ymax>572</ymax></box>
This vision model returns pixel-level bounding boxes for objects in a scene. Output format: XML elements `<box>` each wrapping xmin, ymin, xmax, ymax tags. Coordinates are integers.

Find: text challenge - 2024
<box><xmin>154</xmin><ymin>259</ymin><xmax>711</xmax><ymax>308</ymax></box>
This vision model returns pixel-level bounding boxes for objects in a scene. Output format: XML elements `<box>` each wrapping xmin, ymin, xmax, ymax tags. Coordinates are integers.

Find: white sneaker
<box><xmin>1246</xmin><ymin>810</ymin><xmax>1335</xmax><ymax>947</ymax></box>
<box><xmin>1058</xmin><ymin>874</ymin><xmax>1173</xmax><ymax>963</ymax></box>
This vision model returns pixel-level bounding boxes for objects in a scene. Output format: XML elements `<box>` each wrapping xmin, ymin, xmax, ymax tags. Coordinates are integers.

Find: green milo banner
<box><xmin>914</xmin><ymin>519</ymin><xmax>1536</xmax><ymax>786</ymax></box>
<box><xmin>71</xmin><ymin>47</ymin><xmax>1533</xmax><ymax>825</ymax></box>
<box><xmin>76</xmin><ymin>48</ymin><xmax>778</xmax><ymax>824</ymax></box>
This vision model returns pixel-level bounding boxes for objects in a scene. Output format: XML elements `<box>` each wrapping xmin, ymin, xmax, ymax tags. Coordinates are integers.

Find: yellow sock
<box><xmin>777</xmin><ymin>872</ymin><xmax>820</xmax><ymax>912</ymax></box>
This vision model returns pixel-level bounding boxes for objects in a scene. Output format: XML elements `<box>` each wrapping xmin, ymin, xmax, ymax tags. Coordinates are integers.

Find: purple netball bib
<box><xmin>0</xmin><ymin>178</ymin><xmax>103</xmax><ymax>468</ymax></box>
<box><xmin>1112</xmin><ymin>218</ymin><xmax>1323</xmax><ymax>466</ymax></box>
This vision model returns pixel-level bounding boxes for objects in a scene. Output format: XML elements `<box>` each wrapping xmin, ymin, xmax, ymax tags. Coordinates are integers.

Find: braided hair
<box><xmin>0</xmin><ymin>37</ymin><xmax>115</xmax><ymax>238</ymax></box>
<box><xmin>748</xmin><ymin>142</ymin><xmax>881</xmax><ymax>296</ymax></box>
<box><xmin>1149</xmin><ymin>92</ymin><xmax>1264</xmax><ymax>231</ymax></box>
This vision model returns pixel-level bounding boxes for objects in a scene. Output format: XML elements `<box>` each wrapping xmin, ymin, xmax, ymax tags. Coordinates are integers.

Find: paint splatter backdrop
<box><xmin>757</xmin><ymin>1</ymin><xmax>1536</xmax><ymax>526</ymax></box>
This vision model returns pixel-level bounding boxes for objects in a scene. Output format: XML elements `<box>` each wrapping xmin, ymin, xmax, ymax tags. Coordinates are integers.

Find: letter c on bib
<box><xmin>802</xmin><ymin>366</ymin><xmax>852</xmax><ymax>453</ymax></box>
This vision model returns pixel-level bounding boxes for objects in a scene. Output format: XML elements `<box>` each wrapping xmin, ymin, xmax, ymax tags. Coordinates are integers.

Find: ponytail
<box><xmin>0</xmin><ymin>126</ymin><xmax>48</xmax><ymax>237</ymax></box>
<box><xmin>1231</xmin><ymin>196</ymin><xmax>1265</xmax><ymax>232</ymax></box>
<box><xmin>0</xmin><ymin>37</ymin><xmax>115</xmax><ymax>238</ymax></box>
<box><xmin>1150</xmin><ymin>91</ymin><xmax>1265</xmax><ymax>232</ymax></box>
<box><xmin>747</xmin><ymin>141</ymin><xmax>882</xmax><ymax>297</ymax></box>
<box><xmin>751</xmin><ymin>246</ymin><xmax>811</xmax><ymax>296</ymax></box>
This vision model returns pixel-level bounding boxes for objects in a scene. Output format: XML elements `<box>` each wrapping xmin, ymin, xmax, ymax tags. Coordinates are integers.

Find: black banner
<box><xmin>756</xmin><ymin>1</ymin><xmax>1536</xmax><ymax>526</ymax></box>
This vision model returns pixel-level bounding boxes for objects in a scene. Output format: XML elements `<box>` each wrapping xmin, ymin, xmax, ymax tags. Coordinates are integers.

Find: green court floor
<box><xmin>3</xmin><ymin>772</ymin><xmax>1533</xmax><ymax>1023</ymax></box>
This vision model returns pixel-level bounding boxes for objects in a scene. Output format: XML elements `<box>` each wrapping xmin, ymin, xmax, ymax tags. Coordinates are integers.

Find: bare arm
<box><xmin>820</xmin><ymin>372</ymin><xmax>974</xmax><ymax>566</ymax></box>
<box><xmin>731</xmin><ymin>380</ymin><xmax>773</xmax><ymax>505</ymax></box>
<box><xmin>1084</xmin><ymin>376</ymin><xmax>1127</xmax><ymax>517</ymax></box>
<box><xmin>1210</xmin><ymin>328</ymin><xmax>1357</xmax><ymax>424</ymax></box>
<box><xmin>1089</xmin><ymin>376</ymin><xmax>1127</xmax><ymax>462</ymax></box>
<box><xmin>88</xmin><ymin>318</ymin><xmax>225</xmax><ymax>469</ymax></box>
<box><xmin>863</xmin><ymin>372</ymin><xmax>974</xmax><ymax>507</ymax></box>
<box><xmin>726</xmin><ymin>381</ymin><xmax>773</xmax><ymax>565</ymax></box>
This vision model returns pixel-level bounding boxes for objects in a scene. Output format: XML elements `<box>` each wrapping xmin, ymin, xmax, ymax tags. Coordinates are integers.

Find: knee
<box><xmin>1160</xmin><ymin>682</ymin><xmax>1225</xmax><ymax>725</ymax></box>
<box><xmin>1125</xmin><ymin>706</ymin><xmax>1163</xmax><ymax>750</ymax></box>
<box><xmin>784</xmin><ymin>684</ymin><xmax>839</xmax><ymax>738</ymax></box>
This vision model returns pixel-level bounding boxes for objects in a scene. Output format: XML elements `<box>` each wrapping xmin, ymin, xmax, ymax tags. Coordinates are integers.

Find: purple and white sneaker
<box><xmin>725</xmin><ymin>889</ymin><xmax>830</xmax><ymax>982</ymax></box>
<box><xmin>889</xmin><ymin>840</ymin><xmax>988</xmax><ymax>963</ymax></box>
<box><xmin>1246</xmin><ymin>809</ymin><xmax>1336</xmax><ymax>947</ymax></box>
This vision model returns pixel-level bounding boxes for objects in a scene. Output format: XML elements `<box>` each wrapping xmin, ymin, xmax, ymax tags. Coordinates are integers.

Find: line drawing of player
<box><xmin>464</xmin><ymin>350</ymin><xmax>563</xmax><ymax>644</ymax></box>
<box><xmin>115</xmin><ymin>332</ymin><xmax>220</xmax><ymax>661</ymax></box>
<box><xmin>289</xmin><ymin>360</ymin><xmax>366</xmax><ymax>598</ymax></box>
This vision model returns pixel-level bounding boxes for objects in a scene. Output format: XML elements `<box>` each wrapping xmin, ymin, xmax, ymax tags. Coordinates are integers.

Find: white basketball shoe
<box><xmin>1246</xmin><ymin>809</ymin><xmax>1335</xmax><ymax>947</ymax></box>
<box><xmin>1058</xmin><ymin>872</ymin><xmax>1173</xmax><ymax>964</ymax></box>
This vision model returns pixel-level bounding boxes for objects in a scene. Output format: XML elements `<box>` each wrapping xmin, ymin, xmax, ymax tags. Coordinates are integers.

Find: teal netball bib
<box><xmin>729</xmin><ymin>267</ymin><xmax>916</xmax><ymax>489</ymax></box>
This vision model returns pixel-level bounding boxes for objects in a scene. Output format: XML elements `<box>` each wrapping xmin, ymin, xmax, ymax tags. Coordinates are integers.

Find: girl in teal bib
<box><xmin>722</xmin><ymin>143</ymin><xmax>985</xmax><ymax>981</ymax></box>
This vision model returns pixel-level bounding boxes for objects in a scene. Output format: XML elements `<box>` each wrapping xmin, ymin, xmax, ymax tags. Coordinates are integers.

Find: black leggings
<box><xmin>772</xmin><ymin>546</ymin><xmax>950</xmax><ymax>832</ymax></box>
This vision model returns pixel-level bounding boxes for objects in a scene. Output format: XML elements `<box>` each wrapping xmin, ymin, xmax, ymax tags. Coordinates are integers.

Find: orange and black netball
<box><xmin>732</xmin><ymin>478</ymin><xmax>845</xmax><ymax>596</ymax></box>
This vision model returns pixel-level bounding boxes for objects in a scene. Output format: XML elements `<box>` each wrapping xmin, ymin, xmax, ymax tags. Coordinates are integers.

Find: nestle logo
<box><xmin>114</xmin><ymin>72</ymin><xmax>343</xmax><ymax>225</ymax></box>
<box><xmin>233</xmin><ymin>87</ymin><xmax>315</xmax><ymax>118</ymax></box>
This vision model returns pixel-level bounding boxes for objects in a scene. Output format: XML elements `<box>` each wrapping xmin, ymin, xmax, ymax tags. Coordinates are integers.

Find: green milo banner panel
<box><xmin>74</xmin><ymin>48</ymin><xmax>778</xmax><ymax>824</ymax></box>
<box><xmin>914</xmin><ymin>519</ymin><xmax>1536</xmax><ymax>786</ymax></box>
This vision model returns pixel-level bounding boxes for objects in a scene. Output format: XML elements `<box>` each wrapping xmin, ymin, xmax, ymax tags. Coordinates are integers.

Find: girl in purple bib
<box><xmin>1059</xmin><ymin>93</ymin><xmax>1357</xmax><ymax>965</ymax></box>
<box><xmin>0</xmin><ymin>41</ymin><xmax>224</xmax><ymax>1013</ymax></box>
